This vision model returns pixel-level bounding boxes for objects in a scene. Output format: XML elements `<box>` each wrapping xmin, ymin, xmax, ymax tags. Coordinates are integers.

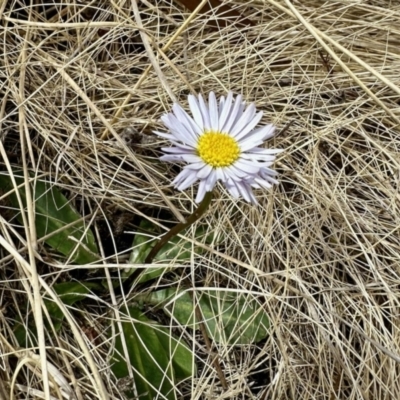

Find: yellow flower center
<box><xmin>197</xmin><ymin>131</ymin><xmax>240</xmax><ymax>168</ymax></box>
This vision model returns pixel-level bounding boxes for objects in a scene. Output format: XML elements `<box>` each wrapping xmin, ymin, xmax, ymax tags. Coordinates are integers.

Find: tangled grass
<box><xmin>1</xmin><ymin>0</ymin><xmax>400</xmax><ymax>399</ymax></box>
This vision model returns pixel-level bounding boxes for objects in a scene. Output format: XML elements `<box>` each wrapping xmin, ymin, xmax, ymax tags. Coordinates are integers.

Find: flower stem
<box><xmin>118</xmin><ymin>192</ymin><xmax>214</xmax><ymax>295</ymax></box>
<box><xmin>145</xmin><ymin>191</ymin><xmax>213</xmax><ymax>264</ymax></box>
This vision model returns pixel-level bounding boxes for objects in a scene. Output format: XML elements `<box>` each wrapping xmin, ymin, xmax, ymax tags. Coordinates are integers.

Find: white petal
<box><xmin>218</xmin><ymin>92</ymin><xmax>233</xmax><ymax>131</ymax></box>
<box><xmin>254</xmin><ymin>177</ymin><xmax>272</xmax><ymax>189</ymax></box>
<box><xmin>225</xmin><ymin>179</ymin><xmax>240</xmax><ymax>198</ymax></box>
<box><xmin>181</xmin><ymin>154</ymin><xmax>204</xmax><ymax>163</ymax></box>
<box><xmin>197</xmin><ymin>164</ymin><xmax>213</xmax><ymax>179</ymax></box>
<box><xmin>176</xmin><ymin>172</ymin><xmax>199</xmax><ymax>191</ymax></box>
<box><xmin>239</xmin><ymin>137</ymin><xmax>264</xmax><ymax>152</ymax></box>
<box><xmin>259</xmin><ymin>167</ymin><xmax>279</xmax><ymax>176</ymax></box>
<box><xmin>248</xmin><ymin>190</ymin><xmax>258</xmax><ymax>205</ymax></box>
<box><xmin>195</xmin><ymin>179</ymin><xmax>207</xmax><ymax>203</ymax></box>
<box><xmin>233</xmin><ymin>111</ymin><xmax>263</xmax><ymax>141</ymax></box>
<box><xmin>259</xmin><ymin>161</ymin><xmax>274</xmax><ymax>168</ymax></box>
<box><xmin>173</xmin><ymin>168</ymin><xmax>191</xmax><ymax>185</ymax></box>
<box><xmin>219</xmin><ymin>95</ymin><xmax>225</xmax><ymax>115</ymax></box>
<box><xmin>259</xmin><ymin>171</ymin><xmax>279</xmax><ymax>185</ymax></box>
<box><xmin>240</xmin><ymin>153</ymin><xmax>276</xmax><ymax>162</ymax></box>
<box><xmin>246</xmin><ymin>124</ymin><xmax>275</xmax><ymax>141</ymax></box>
<box><xmin>169</xmin><ymin>141</ymin><xmax>196</xmax><ymax>150</ymax></box>
<box><xmin>232</xmin><ymin>102</ymin><xmax>246</xmax><ymax>125</ymax></box>
<box><xmin>160</xmin><ymin>117</ymin><xmax>185</xmax><ymax>143</ymax></box>
<box><xmin>209</xmin><ymin>92</ymin><xmax>219</xmax><ymax>131</ymax></box>
<box><xmin>205</xmin><ymin>170</ymin><xmax>218</xmax><ymax>192</ymax></box>
<box><xmin>215</xmin><ymin>168</ymin><xmax>225</xmax><ymax>182</ymax></box>
<box><xmin>234</xmin><ymin>159</ymin><xmax>260</xmax><ymax>175</ymax></box>
<box><xmin>161</xmin><ymin>114</ymin><xmax>197</xmax><ymax>146</ymax></box>
<box><xmin>224</xmin><ymin>171</ymin><xmax>243</xmax><ymax>182</ymax></box>
<box><xmin>160</xmin><ymin>114</ymin><xmax>176</xmax><ymax>132</ymax></box>
<box><xmin>173</xmin><ymin>103</ymin><xmax>202</xmax><ymax>136</ymax></box>
<box><xmin>185</xmin><ymin>162</ymin><xmax>206</xmax><ymax>170</ymax></box>
<box><xmin>162</xmin><ymin>146</ymin><xmax>195</xmax><ymax>154</ymax></box>
<box><xmin>249</xmin><ymin>147</ymin><xmax>284</xmax><ymax>155</ymax></box>
<box><xmin>223</xmin><ymin>164</ymin><xmax>251</xmax><ymax>181</ymax></box>
<box><xmin>230</xmin><ymin>104</ymin><xmax>257</xmax><ymax>137</ymax></box>
<box><xmin>198</xmin><ymin>94</ymin><xmax>211</xmax><ymax>130</ymax></box>
<box><xmin>153</xmin><ymin>131</ymin><xmax>175</xmax><ymax>140</ymax></box>
<box><xmin>188</xmin><ymin>95</ymin><xmax>204</xmax><ymax>130</ymax></box>
<box><xmin>263</xmin><ymin>161</ymin><xmax>274</xmax><ymax>166</ymax></box>
<box><xmin>225</xmin><ymin>165</ymin><xmax>248</xmax><ymax>179</ymax></box>
<box><xmin>235</xmin><ymin>181</ymin><xmax>252</xmax><ymax>203</ymax></box>
<box><xmin>238</xmin><ymin>181</ymin><xmax>257</xmax><ymax>204</ymax></box>
<box><xmin>221</xmin><ymin>94</ymin><xmax>242</xmax><ymax>133</ymax></box>
<box><xmin>160</xmin><ymin>154</ymin><xmax>184</xmax><ymax>162</ymax></box>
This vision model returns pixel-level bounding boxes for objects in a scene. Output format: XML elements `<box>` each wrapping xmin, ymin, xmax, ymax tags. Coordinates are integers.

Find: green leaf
<box><xmin>0</xmin><ymin>171</ymin><xmax>99</xmax><ymax>264</ymax></box>
<box><xmin>13</xmin><ymin>321</ymin><xmax>38</xmax><ymax>349</ymax></box>
<box><xmin>44</xmin><ymin>282</ymin><xmax>99</xmax><ymax>331</ymax></box>
<box><xmin>126</xmin><ymin>219</ymin><xmax>219</xmax><ymax>284</ymax></box>
<box><xmin>139</xmin><ymin>289</ymin><xmax>270</xmax><ymax>345</ymax></box>
<box><xmin>112</xmin><ymin>306</ymin><xmax>195</xmax><ymax>399</ymax></box>
<box><xmin>153</xmin><ymin>325</ymin><xmax>195</xmax><ymax>382</ymax></box>
<box><xmin>13</xmin><ymin>282</ymin><xmax>100</xmax><ymax>343</ymax></box>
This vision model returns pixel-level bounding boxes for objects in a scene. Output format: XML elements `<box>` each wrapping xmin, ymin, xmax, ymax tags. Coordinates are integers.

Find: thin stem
<box><xmin>120</xmin><ymin>191</ymin><xmax>214</xmax><ymax>294</ymax></box>
<box><xmin>145</xmin><ymin>191</ymin><xmax>213</xmax><ymax>264</ymax></box>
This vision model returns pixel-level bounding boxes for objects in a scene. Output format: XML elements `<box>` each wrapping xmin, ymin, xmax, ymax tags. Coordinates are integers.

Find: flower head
<box><xmin>155</xmin><ymin>92</ymin><xmax>283</xmax><ymax>204</ymax></box>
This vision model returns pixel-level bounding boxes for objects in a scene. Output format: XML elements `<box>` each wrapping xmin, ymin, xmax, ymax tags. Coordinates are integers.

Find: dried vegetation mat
<box><xmin>1</xmin><ymin>0</ymin><xmax>400</xmax><ymax>399</ymax></box>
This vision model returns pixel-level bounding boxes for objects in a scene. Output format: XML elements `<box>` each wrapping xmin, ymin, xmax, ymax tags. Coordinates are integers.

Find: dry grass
<box><xmin>1</xmin><ymin>0</ymin><xmax>400</xmax><ymax>399</ymax></box>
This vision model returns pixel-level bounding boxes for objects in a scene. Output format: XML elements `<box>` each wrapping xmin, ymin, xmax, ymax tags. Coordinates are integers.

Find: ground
<box><xmin>0</xmin><ymin>1</ymin><xmax>400</xmax><ymax>399</ymax></box>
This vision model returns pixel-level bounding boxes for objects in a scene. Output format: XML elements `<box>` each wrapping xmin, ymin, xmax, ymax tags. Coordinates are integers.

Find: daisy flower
<box><xmin>155</xmin><ymin>92</ymin><xmax>283</xmax><ymax>204</ymax></box>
